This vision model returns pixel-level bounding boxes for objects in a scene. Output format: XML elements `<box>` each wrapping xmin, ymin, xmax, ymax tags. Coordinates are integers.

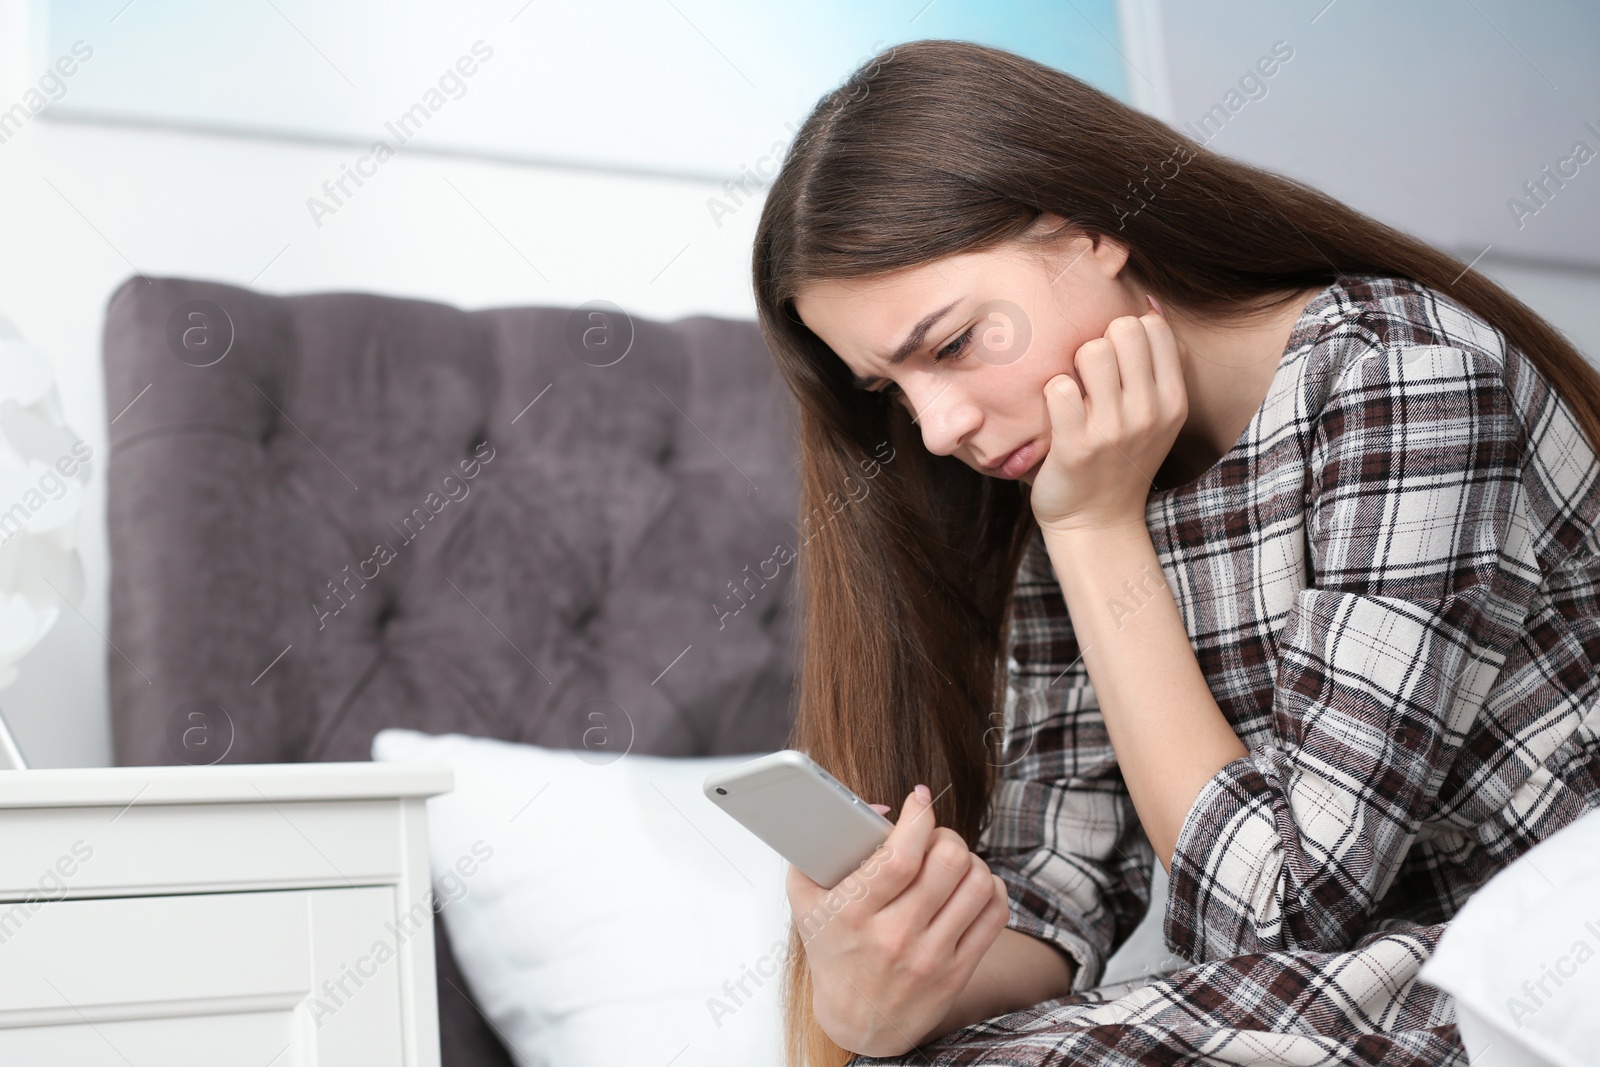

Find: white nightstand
<box><xmin>0</xmin><ymin>762</ymin><xmax>453</xmax><ymax>1065</ymax></box>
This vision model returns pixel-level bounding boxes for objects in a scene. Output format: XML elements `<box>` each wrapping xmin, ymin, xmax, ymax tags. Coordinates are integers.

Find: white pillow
<box><xmin>371</xmin><ymin>729</ymin><xmax>791</xmax><ymax>1067</ymax></box>
<box><xmin>1418</xmin><ymin>804</ymin><xmax>1600</xmax><ymax>1067</ymax></box>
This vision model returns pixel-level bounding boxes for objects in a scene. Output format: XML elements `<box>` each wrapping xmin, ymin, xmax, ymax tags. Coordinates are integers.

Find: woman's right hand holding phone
<box><xmin>784</xmin><ymin>783</ymin><xmax>1012</xmax><ymax>1057</ymax></box>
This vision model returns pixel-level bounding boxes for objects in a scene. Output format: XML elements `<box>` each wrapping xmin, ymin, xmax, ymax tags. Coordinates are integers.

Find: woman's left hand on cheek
<box><xmin>1029</xmin><ymin>305</ymin><xmax>1188</xmax><ymax>536</ymax></box>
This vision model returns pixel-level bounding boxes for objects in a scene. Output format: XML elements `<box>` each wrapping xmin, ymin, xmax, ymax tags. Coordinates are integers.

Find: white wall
<box><xmin>0</xmin><ymin>1</ymin><xmax>769</xmax><ymax>767</ymax></box>
<box><xmin>1152</xmin><ymin>0</ymin><xmax>1600</xmax><ymax>272</ymax></box>
<box><xmin>1</xmin><ymin>0</ymin><xmax>1598</xmax><ymax>768</ymax></box>
<box><xmin>1474</xmin><ymin>256</ymin><xmax>1600</xmax><ymax>360</ymax></box>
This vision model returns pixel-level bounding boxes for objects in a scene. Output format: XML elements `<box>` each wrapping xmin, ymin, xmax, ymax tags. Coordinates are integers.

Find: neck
<box><xmin>1157</xmin><ymin>287</ymin><xmax>1323</xmax><ymax>477</ymax></box>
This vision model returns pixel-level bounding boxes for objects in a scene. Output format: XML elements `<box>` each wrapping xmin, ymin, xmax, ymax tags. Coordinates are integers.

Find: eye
<box><xmin>867</xmin><ymin>323</ymin><xmax>976</xmax><ymax>399</ymax></box>
<box><xmin>933</xmin><ymin>324</ymin><xmax>976</xmax><ymax>364</ymax></box>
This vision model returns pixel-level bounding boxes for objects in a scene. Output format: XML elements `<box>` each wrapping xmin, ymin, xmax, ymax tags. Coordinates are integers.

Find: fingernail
<box><xmin>1146</xmin><ymin>293</ymin><xmax>1165</xmax><ymax>316</ymax></box>
<box><xmin>914</xmin><ymin>783</ymin><xmax>931</xmax><ymax>803</ymax></box>
<box><xmin>868</xmin><ymin>803</ymin><xmax>891</xmax><ymax>814</ymax></box>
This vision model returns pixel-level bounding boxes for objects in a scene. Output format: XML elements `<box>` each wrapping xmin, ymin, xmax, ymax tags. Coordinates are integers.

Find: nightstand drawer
<box><xmin>0</xmin><ymin>885</ymin><xmax>406</xmax><ymax>1064</ymax></box>
<box><xmin>0</xmin><ymin>762</ymin><xmax>450</xmax><ymax>1065</ymax></box>
<box><xmin>0</xmin><ymin>798</ymin><xmax>410</xmax><ymax>898</ymax></box>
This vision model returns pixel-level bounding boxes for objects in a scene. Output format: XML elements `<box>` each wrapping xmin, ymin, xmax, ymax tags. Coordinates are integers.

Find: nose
<box><xmin>901</xmin><ymin>377</ymin><xmax>979</xmax><ymax>459</ymax></box>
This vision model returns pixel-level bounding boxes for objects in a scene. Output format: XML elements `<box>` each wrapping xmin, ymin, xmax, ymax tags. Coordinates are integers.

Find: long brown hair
<box><xmin>752</xmin><ymin>38</ymin><xmax>1600</xmax><ymax>1066</ymax></box>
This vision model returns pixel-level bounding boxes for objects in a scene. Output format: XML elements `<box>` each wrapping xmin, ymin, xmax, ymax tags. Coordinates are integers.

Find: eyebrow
<box><xmin>849</xmin><ymin>298</ymin><xmax>962</xmax><ymax>390</ymax></box>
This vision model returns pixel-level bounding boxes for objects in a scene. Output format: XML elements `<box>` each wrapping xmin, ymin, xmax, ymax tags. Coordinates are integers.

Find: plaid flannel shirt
<box><xmin>857</xmin><ymin>275</ymin><xmax>1600</xmax><ymax>1066</ymax></box>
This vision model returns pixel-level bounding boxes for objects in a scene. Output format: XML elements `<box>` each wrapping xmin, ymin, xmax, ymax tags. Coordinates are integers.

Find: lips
<box><xmin>986</xmin><ymin>440</ymin><xmax>1039</xmax><ymax>479</ymax></box>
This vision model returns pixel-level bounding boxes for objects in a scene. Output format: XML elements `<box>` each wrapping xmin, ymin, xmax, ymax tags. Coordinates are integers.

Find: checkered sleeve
<box><xmin>977</xmin><ymin>532</ymin><xmax>1155</xmax><ymax>990</ymax></box>
<box><xmin>1164</xmin><ymin>338</ymin><xmax>1533</xmax><ymax>961</ymax></box>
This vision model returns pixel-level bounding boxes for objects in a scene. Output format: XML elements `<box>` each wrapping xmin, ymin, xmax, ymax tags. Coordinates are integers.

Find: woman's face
<box><xmin>793</xmin><ymin>219</ymin><xmax>1145</xmax><ymax>484</ymax></box>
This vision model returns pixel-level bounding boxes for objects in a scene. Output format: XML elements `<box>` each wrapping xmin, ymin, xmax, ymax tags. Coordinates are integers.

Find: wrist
<box><xmin>1038</xmin><ymin>515</ymin><xmax>1149</xmax><ymax>545</ymax></box>
<box><xmin>924</xmin><ymin>927</ymin><xmax>1078</xmax><ymax>1043</ymax></box>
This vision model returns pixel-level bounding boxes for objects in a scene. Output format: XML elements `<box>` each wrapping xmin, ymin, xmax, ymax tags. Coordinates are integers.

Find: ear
<box><xmin>1090</xmin><ymin>233</ymin><xmax>1132</xmax><ymax>279</ymax></box>
<box><xmin>1027</xmin><ymin>209</ymin><xmax>1071</xmax><ymax>236</ymax></box>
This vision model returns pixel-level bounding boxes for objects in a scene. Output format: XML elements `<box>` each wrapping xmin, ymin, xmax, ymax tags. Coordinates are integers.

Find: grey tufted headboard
<box><xmin>101</xmin><ymin>274</ymin><xmax>803</xmax><ymax>1064</ymax></box>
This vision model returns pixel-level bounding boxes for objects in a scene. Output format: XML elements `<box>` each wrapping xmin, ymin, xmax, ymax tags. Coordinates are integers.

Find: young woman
<box><xmin>751</xmin><ymin>38</ymin><xmax>1600</xmax><ymax>1067</ymax></box>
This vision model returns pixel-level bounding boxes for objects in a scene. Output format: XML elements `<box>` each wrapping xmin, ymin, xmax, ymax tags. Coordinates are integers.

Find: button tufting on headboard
<box><xmin>103</xmin><ymin>275</ymin><xmax>803</xmax><ymax>771</ymax></box>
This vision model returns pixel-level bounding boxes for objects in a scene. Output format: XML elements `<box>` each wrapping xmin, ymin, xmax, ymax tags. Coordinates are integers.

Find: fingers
<box><xmin>950</xmin><ymin>873</ymin><xmax>1012</xmax><ymax>966</ymax></box>
<box><xmin>923</xmin><ymin>852</ymin><xmax>1004</xmax><ymax>952</ymax></box>
<box><xmin>879</xmin><ymin>825</ymin><xmax>976</xmax><ymax>931</ymax></box>
<box><xmin>1104</xmin><ymin>315</ymin><xmax>1158</xmax><ymax>414</ymax></box>
<box><xmin>1140</xmin><ymin>308</ymin><xmax>1187</xmax><ymax>416</ymax></box>
<box><xmin>1045</xmin><ymin>373</ymin><xmax>1087</xmax><ymax>441</ymax></box>
<box><xmin>1071</xmin><ymin>335</ymin><xmax>1120</xmax><ymax>417</ymax></box>
<box><xmin>865</xmin><ymin>785</ymin><xmax>941</xmax><ymax>905</ymax></box>
<box><xmin>1069</xmin><ymin>313</ymin><xmax>1174</xmax><ymax>446</ymax></box>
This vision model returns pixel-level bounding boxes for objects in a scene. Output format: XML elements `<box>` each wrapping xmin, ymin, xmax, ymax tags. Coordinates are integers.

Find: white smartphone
<box><xmin>703</xmin><ymin>749</ymin><xmax>893</xmax><ymax>889</ymax></box>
